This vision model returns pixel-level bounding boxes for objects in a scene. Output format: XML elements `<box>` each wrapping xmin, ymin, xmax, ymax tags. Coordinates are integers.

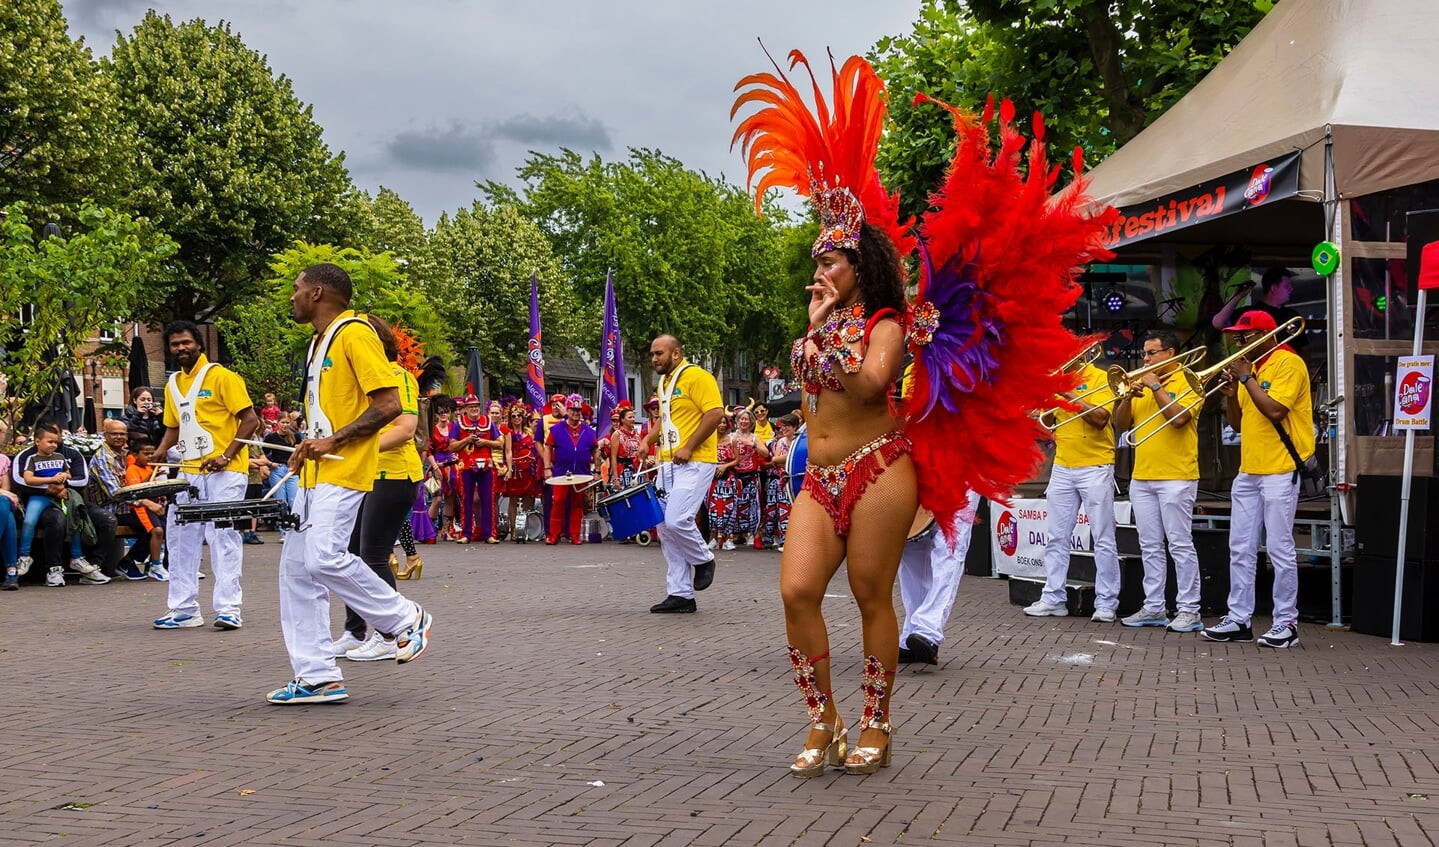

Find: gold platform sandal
<box><xmin>844</xmin><ymin>656</ymin><xmax>895</xmax><ymax>775</ymax></box>
<box><xmin>788</xmin><ymin>646</ymin><xmax>847</xmax><ymax>777</ymax></box>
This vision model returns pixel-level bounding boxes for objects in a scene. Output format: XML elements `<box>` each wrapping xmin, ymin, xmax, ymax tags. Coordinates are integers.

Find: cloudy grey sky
<box><xmin>62</xmin><ymin>1</ymin><xmax>922</xmax><ymax>226</ymax></box>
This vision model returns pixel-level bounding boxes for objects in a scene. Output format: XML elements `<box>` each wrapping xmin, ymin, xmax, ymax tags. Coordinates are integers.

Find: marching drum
<box><xmin>784</xmin><ymin>424</ymin><xmax>807</xmax><ymax>502</ymax></box>
<box><xmin>596</xmin><ymin>482</ymin><xmax>664</xmax><ymax>541</ymax></box>
<box><xmin>114</xmin><ymin>478</ymin><xmax>196</xmax><ymax>503</ymax></box>
<box><xmin>175</xmin><ymin>498</ymin><xmax>300</xmax><ymax>530</ymax></box>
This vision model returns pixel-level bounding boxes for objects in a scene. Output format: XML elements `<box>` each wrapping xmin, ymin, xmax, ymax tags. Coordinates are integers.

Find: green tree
<box><xmin>369</xmin><ymin>187</ymin><xmax>428</xmax><ymax>263</ymax></box>
<box><xmin>0</xmin><ymin>0</ymin><xmax>131</xmax><ymax>222</ymax></box>
<box><xmin>418</xmin><ymin>202</ymin><xmax>579</xmax><ymax>380</ymax></box>
<box><xmin>0</xmin><ymin>202</ymin><xmax>176</xmax><ymax>432</ymax></box>
<box><xmin>872</xmin><ymin>0</ymin><xmax>1268</xmax><ymax>219</ymax></box>
<box><xmin>484</xmin><ymin>148</ymin><xmax>792</xmax><ymax>395</ymax></box>
<box><xmin>216</xmin><ymin>243</ymin><xmax>453</xmax><ymax>398</ymax></box>
<box><xmin>104</xmin><ymin>12</ymin><xmax>355</xmax><ymax>324</ymax></box>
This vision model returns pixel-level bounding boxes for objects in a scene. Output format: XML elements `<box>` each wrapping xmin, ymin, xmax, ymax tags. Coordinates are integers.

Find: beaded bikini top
<box><xmin>790</xmin><ymin>303</ymin><xmax>901</xmax><ymax>414</ymax></box>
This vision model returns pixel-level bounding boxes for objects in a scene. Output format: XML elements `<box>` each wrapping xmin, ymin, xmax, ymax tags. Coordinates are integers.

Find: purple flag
<box><xmin>525</xmin><ymin>274</ymin><xmax>546</xmax><ymax>412</ymax></box>
<box><xmin>597</xmin><ymin>271</ymin><xmax>628</xmax><ymax>438</ymax></box>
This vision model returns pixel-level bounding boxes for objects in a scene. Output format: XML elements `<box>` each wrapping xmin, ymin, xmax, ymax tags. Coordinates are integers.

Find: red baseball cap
<box><xmin>1223</xmin><ymin>311</ymin><xmax>1278</xmax><ymax>333</ymax></box>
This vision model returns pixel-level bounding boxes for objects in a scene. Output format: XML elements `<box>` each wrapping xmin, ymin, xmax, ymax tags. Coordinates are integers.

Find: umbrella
<box><xmin>128</xmin><ymin>334</ymin><xmax>150</xmax><ymax>394</ymax></box>
<box><xmin>465</xmin><ymin>346</ymin><xmax>486</xmax><ymax>405</ymax></box>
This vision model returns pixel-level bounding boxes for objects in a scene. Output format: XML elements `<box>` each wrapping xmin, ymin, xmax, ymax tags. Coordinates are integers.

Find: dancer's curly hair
<box><xmin>841</xmin><ymin>223</ymin><xmax>907</xmax><ymax>317</ymax></box>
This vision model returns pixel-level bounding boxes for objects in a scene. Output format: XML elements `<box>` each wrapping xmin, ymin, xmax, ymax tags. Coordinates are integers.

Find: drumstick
<box><xmin>234</xmin><ymin>438</ymin><xmax>344</xmax><ymax>462</ymax></box>
<box><xmin>262</xmin><ymin>470</ymin><xmax>295</xmax><ymax>501</ymax></box>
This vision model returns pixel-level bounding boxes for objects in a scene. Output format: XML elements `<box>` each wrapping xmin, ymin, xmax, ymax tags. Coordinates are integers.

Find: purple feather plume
<box><xmin>912</xmin><ymin>241</ymin><xmax>1006</xmax><ymax>422</ymax></box>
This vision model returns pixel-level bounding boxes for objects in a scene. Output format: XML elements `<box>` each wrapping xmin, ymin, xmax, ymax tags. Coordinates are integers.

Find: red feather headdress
<box><xmin>904</xmin><ymin>94</ymin><xmax>1117</xmax><ymax>542</ymax></box>
<box><xmin>730</xmin><ymin>46</ymin><xmax>915</xmax><ymax>258</ymax></box>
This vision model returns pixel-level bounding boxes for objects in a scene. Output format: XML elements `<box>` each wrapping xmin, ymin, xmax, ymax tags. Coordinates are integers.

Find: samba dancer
<box><xmin>500</xmin><ymin>402</ymin><xmax>541</xmax><ymax>543</ymax></box>
<box><xmin>607</xmin><ymin>401</ymin><xmax>644</xmax><ymax>491</ymax></box>
<box><xmin>733</xmin><ymin>50</ymin><xmax>1112</xmax><ymax>776</ymax></box>
<box><xmin>641</xmin><ymin>335</ymin><xmax>723</xmax><ymax>613</ymax></box>
<box><xmin>454</xmin><ymin>395</ymin><xmax>502</xmax><ymax>543</ymax></box>
<box><xmin>268</xmin><ymin>263</ymin><xmax>432</xmax><ymax>704</ymax></box>
<box><xmin>426</xmin><ymin>398</ymin><xmax>460</xmax><ymax>538</ymax></box>
<box><xmin>730</xmin><ymin>407</ymin><xmax>769</xmax><ymax>549</ymax></box>
<box><xmin>151</xmin><ymin>320</ymin><xmax>259</xmax><ymax>631</ymax></box>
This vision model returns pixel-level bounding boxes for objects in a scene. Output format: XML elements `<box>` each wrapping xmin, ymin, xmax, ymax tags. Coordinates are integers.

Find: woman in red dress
<box><xmin>607</xmin><ymin>401</ymin><xmax>644</xmax><ymax>491</ymax></box>
<box><xmin>500</xmin><ymin>402</ymin><xmax>540</xmax><ymax>543</ymax></box>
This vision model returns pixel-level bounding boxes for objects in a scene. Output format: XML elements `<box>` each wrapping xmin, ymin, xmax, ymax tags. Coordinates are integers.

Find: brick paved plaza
<box><xmin>6</xmin><ymin>536</ymin><xmax>1439</xmax><ymax>846</ymax></box>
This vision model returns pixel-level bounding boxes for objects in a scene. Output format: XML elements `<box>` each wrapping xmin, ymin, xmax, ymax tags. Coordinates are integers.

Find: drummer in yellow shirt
<box><xmin>265</xmin><ymin>263</ymin><xmax>433</xmax><ymax>706</ymax></box>
<box><xmin>1024</xmin><ymin>359</ymin><xmax>1121</xmax><ymax>621</ymax></box>
<box><xmin>1203</xmin><ymin>311</ymin><xmax>1312</xmax><ymax>649</ymax></box>
<box><xmin>1113</xmin><ymin>331</ymin><xmax>1203</xmax><ymax>633</ymax></box>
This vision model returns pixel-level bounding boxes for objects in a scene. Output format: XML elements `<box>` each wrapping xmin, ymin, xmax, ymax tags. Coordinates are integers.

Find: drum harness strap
<box><xmin>656</xmin><ymin>362</ymin><xmax>692</xmax><ymax>497</ymax></box>
<box><xmin>167</xmin><ymin>363</ymin><xmax>219</xmax><ymax>463</ymax></box>
<box><xmin>295</xmin><ymin>314</ymin><xmax>371</xmax><ymax>529</ymax></box>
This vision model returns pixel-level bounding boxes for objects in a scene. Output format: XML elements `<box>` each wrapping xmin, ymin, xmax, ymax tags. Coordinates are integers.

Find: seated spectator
<box><xmin>89</xmin><ymin>418</ymin><xmax>142</xmax><ymax>578</ymax></box>
<box><xmin>1</xmin><ymin>450</ymin><xmax>19</xmax><ymax>589</ymax></box>
<box><xmin>118</xmin><ymin>435</ymin><xmax>168</xmax><ymax>580</ymax></box>
<box><xmin>11</xmin><ymin>420</ymin><xmax>109</xmax><ymax>586</ymax></box>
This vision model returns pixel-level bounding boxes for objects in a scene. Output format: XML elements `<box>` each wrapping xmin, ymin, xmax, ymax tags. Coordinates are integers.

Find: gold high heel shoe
<box><xmin>787</xmin><ymin>645</ymin><xmax>844</xmax><ymax>777</ymax></box>
<box><xmin>398</xmin><ymin>555</ymin><xmax>423</xmax><ymax>580</ymax></box>
<box><xmin>791</xmin><ymin>719</ymin><xmax>847</xmax><ymax>778</ymax></box>
<box><xmin>388</xmin><ymin>553</ymin><xmax>399</xmax><ymax>576</ymax></box>
<box><xmin>844</xmin><ymin>656</ymin><xmax>896</xmax><ymax>775</ymax></box>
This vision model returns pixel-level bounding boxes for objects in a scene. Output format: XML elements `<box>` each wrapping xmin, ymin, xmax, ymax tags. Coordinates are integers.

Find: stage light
<box><xmin>1103</xmin><ymin>290</ymin><xmax>1126</xmax><ymax>313</ymax></box>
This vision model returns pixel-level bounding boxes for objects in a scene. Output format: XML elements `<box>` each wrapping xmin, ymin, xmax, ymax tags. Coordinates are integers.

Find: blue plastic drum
<box><xmin>597</xmin><ymin>482</ymin><xmax>665</xmax><ymax>541</ymax></box>
<box><xmin>785</xmin><ymin>424</ymin><xmax>807</xmax><ymax>502</ymax></box>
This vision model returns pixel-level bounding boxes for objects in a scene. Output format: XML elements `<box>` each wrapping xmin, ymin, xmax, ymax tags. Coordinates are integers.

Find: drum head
<box><xmin>784</xmin><ymin>425</ymin><xmax>808</xmax><ymax>503</ymax></box>
<box><xmin>907</xmin><ymin>507</ymin><xmax>937</xmax><ymax>542</ymax></box>
<box><xmin>547</xmin><ymin>473</ymin><xmax>595</xmax><ymax>487</ymax></box>
<box><xmin>114</xmin><ymin>479</ymin><xmax>193</xmax><ymax>503</ymax></box>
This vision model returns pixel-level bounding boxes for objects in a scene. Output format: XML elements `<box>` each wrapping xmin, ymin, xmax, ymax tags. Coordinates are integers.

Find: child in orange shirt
<box><xmin>119</xmin><ymin>436</ymin><xmax>167</xmax><ymax>575</ymax></box>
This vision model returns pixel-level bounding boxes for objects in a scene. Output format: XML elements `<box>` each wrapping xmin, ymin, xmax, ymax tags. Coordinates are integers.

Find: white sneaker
<box><xmin>721</xmin><ymin>539</ymin><xmax>736</xmax><ymax>551</ymax></box>
<box><xmin>707</xmin><ymin>538</ymin><xmax>718</xmax><ymax>550</ymax></box>
<box><xmin>147</xmin><ymin>563</ymin><xmax>170</xmax><ymax>582</ymax></box>
<box><xmin>16</xmin><ymin>555</ymin><xmax>33</xmax><ymax>577</ymax></box>
<box><xmin>330</xmin><ymin>631</ymin><xmax>365</xmax><ymax>656</ymax></box>
<box><xmin>1023</xmin><ymin>600</ymin><xmax>1068</xmax><ymax>617</ymax></box>
<box><xmin>45</xmin><ymin>566</ymin><xmax>65</xmax><ymax>587</ymax></box>
<box><xmin>1120</xmin><ymin>607</ymin><xmax>1168</xmax><ymax>627</ymax></box>
<box><xmin>71</xmin><ymin>557</ymin><xmax>101</xmax><ymax>576</ymax></box>
<box><xmin>345</xmin><ymin>632</ymin><xmax>397</xmax><ymax>662</ymax></box>
<box><xmin>1167</xmin><ymin>611</ymin><xmax>1204</xmax><ymax>633</ymax></box>
<box><xmin>79</xmin><ymin>570</ymin><xmax>111</xmax><ymax>585</ymax></box>
<box><xmin>1257</xmin><ymin>622</ymin><xmax>1300</xmax><ymax>649</ymax></box>
<box><xmin>1091</xmin><ymin>607</ymin><xmax>1117</xmax><ymax>623</ymax></box>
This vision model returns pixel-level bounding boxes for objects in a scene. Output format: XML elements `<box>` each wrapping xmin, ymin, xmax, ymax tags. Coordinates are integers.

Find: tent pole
<box><xmin>1322</xmin><ymin>127</ymin><xmax>1346</xmax><ymax>629</ymax></box>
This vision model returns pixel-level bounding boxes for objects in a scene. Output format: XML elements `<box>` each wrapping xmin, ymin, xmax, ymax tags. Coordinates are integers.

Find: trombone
<box><xmin>1037</xmin><ymin>342</ymin><xmax>1104</xmax><ymax>428</ymax></box>
<box><xmin>1122</xmin><ymin>316</ymin><xmax>1306</xmax><ymax>447</ymax></box>
<box><xmin>1043</xmin><ymin>347</ymin><xmax>1206</xmax><ymax>431</ymax></box>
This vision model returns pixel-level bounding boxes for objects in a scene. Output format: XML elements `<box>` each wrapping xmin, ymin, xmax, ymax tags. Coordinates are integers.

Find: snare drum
<box><xmin>114</xmin><ymin>478</ymin><xmax>196</xmax><ymax>503</ymax></box>
<box><xmin>175</xmin><ymin>498</ymin><xmax>300</xmax><ymax>529</ymax></box>
<box><xmin>784</xmin><ymin>425</ymin><xmax>807</xmax><ymax>502</ymax></box>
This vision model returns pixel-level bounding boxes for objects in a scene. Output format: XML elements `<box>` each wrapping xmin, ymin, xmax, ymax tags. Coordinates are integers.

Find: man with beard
<box><xmin>152</xmin><ymin>321</ymin><xmax>259</xmax><ymax>630</ymax></box>
<box><xmin>266</xmin><ymin>263</ymin><xmax>432</xmax><ymax>704</ymax></box>
<box><xmin>641</xmin><ymin>335</ymin><xmax>723</xmax><ymax>613</ymax></box>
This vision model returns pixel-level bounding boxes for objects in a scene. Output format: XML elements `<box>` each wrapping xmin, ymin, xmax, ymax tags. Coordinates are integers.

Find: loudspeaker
<box><xmin>1356</xmin><ymin>475</ymin><xmax>1438</xmax><ymax>561</ymax></box>
<box><xmin>1351</xmin><ymin>553</ymin><xmax>1439</xmax><ymax>642</ymax></box>
<box><xmin>964</xmin><ymin>498</ymin><xmax>992</xmax><ymax>576</ymax></box>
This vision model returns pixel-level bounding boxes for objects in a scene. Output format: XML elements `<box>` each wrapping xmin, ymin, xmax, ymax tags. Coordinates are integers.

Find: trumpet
<box><xmin>1122</xmin><ymin>316</ymin><xmax>1305</xmax><ymax>447</ymax></box>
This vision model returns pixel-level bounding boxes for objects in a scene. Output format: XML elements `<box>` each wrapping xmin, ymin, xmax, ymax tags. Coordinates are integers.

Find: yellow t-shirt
<box><xmin>1052</xmin><ymin>362</ymin><xmax>1116</xmax><ymax>468</ymax></box>
<box><xmin>658</xmin><ymin>362</ymin><xmax>723</xmax><ymax>464</ymax></box>
<box><xmin>754</xmin><ymin>420</ymin><xmax>774</xmax><ymax>444</ymax></box>
<box><xmin>1237</xmin><ymin>347</ymin><xmax>1314</xmax><ymax>475</ymax></box>
<box><xmin>162</xmin><ymin>354</ymin><xmax>253</xmax><ymax>475</ymax></box>
<box><xmin>1130</xmin><ymin>369</ymin><xmax>1199</xmax><ymax>481</ymax></box>
<box><xmin>305</xmin><ymin>312</ymin><xmax>398</xmax><ymax>491</ymax></box>
<box><xmin>377</xmin><ymin>368</ymin><xmax>424</xmax><ymax>483</ymax></box>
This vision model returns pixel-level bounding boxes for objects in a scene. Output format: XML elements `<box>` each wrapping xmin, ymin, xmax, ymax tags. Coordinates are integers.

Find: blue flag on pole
<box><xmin>597</xmin><ymin>271</ymin><xmax>628</xmax><ymax>438</ymax></box>
<box><xmin>525</xmin><ymin>275</ymin><xmax>546</xmax><ymax>412</ymax></box>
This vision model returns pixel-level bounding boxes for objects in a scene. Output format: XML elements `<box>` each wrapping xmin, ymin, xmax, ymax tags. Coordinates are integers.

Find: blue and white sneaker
<box><xmin>153</xmin><ymin>610</ymin><xmax>205</xmax><ymax>629</ymax></box>
<box><xmin>266</xmin><ymin>679</ymin><xmax>348</xmax><ymax>704</ymax></box>
<box><xmin>213</xmin><ymin>613</ymin><xmax>243</xmax><ymax>630</ymax></box>
<box><xmin>395</xmin><ymin>605</ymin><xmax>433</xmax><ymax>664</ymax></box>
<box><xmin>147</xmin><ymin>563</ymin><xmax>169</xmax><ymax>582</ymax></box>
<box><xmin>120</xmin><ymin>561</ymin><xmax>147</xmax><ymax>581</ymax></box>
<box><xmin>1121</xmin><ymin>607</ymin><xmax>1170</xmax><ymax>627</ymax></box>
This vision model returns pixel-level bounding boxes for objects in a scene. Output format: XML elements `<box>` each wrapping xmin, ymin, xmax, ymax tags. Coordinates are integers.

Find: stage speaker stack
<box><xmin>1350</xmin><ymin>471</ymin><xmax>1439</xmax><ymax>641</ymax></box>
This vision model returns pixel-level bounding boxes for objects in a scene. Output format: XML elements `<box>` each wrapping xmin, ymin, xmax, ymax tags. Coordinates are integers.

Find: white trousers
<box><xmin>1130</xmin><ymin>479</ymin><xmax>1201</xmax><ymax>614</ymax></box>
<box><xmin>1041</xmin><ymin>464</ymin><xmax>1120</xmax><ymax>610</ymax></box>
<box><xmin>166</xmin><ymin>470</ymin><xmax>246</xmax><ymax>617</ymax></box>
<box><xmin>279</xmin><ymin>485</ymin><xmax>419</xmax><ymax>684</ymax></box>
<box><xmin>1227</xmin><ymin>471</ymin><xmax>1300</xmax><ymax>627</ymax></box>
<box><xmin>655</xmin><ymin>461</ymin><xmax>717</xmax><ymax>599</ymax></box>
<box><xmin>898</xmin><ymin>498</ymin><xmax>976</xmax><ymax>645</ymax></box>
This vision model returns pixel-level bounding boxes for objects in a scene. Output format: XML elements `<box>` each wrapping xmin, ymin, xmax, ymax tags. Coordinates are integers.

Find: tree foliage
<box><xmin>216</xmin><ymin>243</ymin><xmax>452</xmax><ymax>399</ymax></box>
<box><xmin>417</xmin><ymin>202</ymin><xmax>579</xmax><ymax>379</ymax></box>
<box><xmin>0</xmin><ymin>202</ymin><xmax>176</xmax><ymax>433</ymax></box>
<box><xmin>104</xmin><ymin>12</ymin><xmax>355</xmax><ymax>324</ymax></box>
<box><xmin>872</xmin><ymin>0</ymin><xmax>1268</xmax><ymax>219</ymax></box>
<box><xmin>483</xmin><ymin>148</ymin><xmax>793</xmax><ymax>393</ymax></box>
<box><xmin>0</xmin><ymin>0</ymin><xmax>131</xmax><ymax>222</ymax></box>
